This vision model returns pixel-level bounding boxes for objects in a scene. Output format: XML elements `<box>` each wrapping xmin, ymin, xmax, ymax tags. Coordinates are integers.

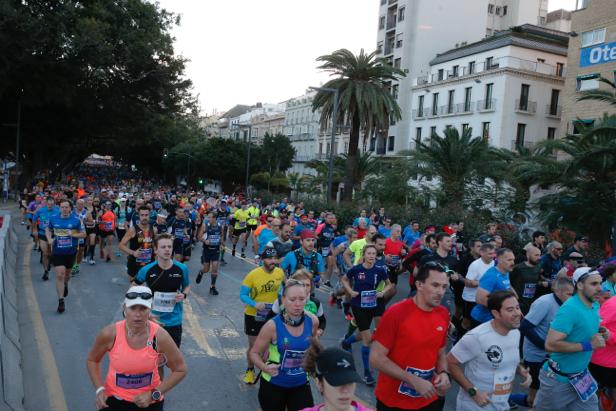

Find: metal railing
<box><xmin>477</xmin><ymin>99</ymin><xmax>497</xmax><ymax>112</ymax></box>
<box><xmin>412</xmin><ymin>109</ymin><xmax>426</xmax><ymax>119</ymax></box>
<box><xmin>515</xmin><ymin>100</ymin><xmax>537</xmax><ymax>114</ymax></box>
<box><xmin>545</xmin><ymin>104</ymin><xmax>562</xmax><ymax>118</ymax></box>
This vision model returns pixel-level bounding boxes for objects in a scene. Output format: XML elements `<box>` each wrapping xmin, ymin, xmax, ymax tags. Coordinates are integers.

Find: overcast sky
<box><xmin>156</xmin><ymin>0</ymin><xmax>577</xmax><ymax>115</ymax></box>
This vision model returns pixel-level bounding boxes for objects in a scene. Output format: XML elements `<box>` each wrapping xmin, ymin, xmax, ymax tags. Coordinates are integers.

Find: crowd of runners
<box><xmin>16</xmin><ymin>164</ymin><xmax>616</xmax><ymax>411</ymax></box>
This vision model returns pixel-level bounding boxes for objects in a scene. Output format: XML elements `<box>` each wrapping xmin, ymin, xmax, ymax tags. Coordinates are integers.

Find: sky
<box><xmin>156</xmin><ymin>0</ymin><xmax>577</xmax><ymax>115</ymax></box>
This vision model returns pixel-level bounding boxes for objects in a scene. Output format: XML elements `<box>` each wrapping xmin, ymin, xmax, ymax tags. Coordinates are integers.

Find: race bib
<box><xmin>321</xmin><ymin>247</ymin><xmax>330</xmax><ymax>257</ymax></box>
<box><xmin>491</xmin><ymin>370</ymin><xmax>514</xmax><ymax>405</ymax></box>
<box><xmin>136</xmin><ymin>248</ymin><xmax>153</xmax><ymax>264</ymax></box>
<box><xmin>398</xmin><ymin>367</ymin><xmax>434</xmax><ymax>398</ymax></box>
<box><xmin>569</xmin><ymin>369</ymin><xmax>598</xmax><ymax>402</ymax></box>
<box><xmin>56</xmin><ymin>236</ymin><xmax>72</xmax><ymax>249</ymax></box>
<box><xmin>523</xmin><ymin>283</ymin><xmax>537</xmax><ymax>299</ymax></box>
<box><xmin>152</xmin><ymin>292</ymin><xmax>177</xmax><ymax>313</ymax></box>
<box><xmin>280</xmin><ymin>350</ymin><xmax>306</xmax><ymax>376</ymax></box>
<box><xmin>239</xmin><ymin>221</ymin><xmax>247</xmax><ymax>228</ymax></box>
<box><xmin>115</xmin><ymin>372</ymin><xmax>153</xmax><ymax>390</ymax></box>
<box><xmin>255</xmin><ymin>303</ymin><xmax>273</xmax><ymax>322</ymax></box>
<box><xmin>208</xmin><ymin>234</ymin><xmax>221</xmax><ymax>246</ymax></box>
<box><xmin>104</xmin><ymin>221</ymin><xmax>113</xmax><ymax>231</ymax></box>
<box><xmin>174</xmin><ymin>228</ymin><xmax>184</xmax><ymax>239</ymax></box>
<box><xmin>360</xmin><ymin>290</ymin><xmax>377</xmax><ymax>308</ymax></box>
<box><xmin>387</xmin><ymin>255</ymin><xmax>401</xmax><ymax>267</ymax></box>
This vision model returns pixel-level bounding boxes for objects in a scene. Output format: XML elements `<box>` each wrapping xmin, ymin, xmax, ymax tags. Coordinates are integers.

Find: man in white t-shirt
<box><xmin>461</xmin><ymin>243</ymin><xmax>495</xmax><ymax>330</ymax></box>
<box><xmin>447</xmin><ymin>290</ymin><xmax>531</xmax><ymax>411</ymax></box>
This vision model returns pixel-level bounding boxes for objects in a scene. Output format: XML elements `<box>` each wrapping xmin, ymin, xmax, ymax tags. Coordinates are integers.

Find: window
<box><xmin>581</xmin><ymin>28</ymin><xmax>606</xmax><ymax>47</ymax></box>
<box><xmin>495</xmin><ymin>6</ymin><xmax>501</xmax><ymax>15</ymax></box>
<box><xmin>394</xmin><ymin>58</ymin><xmax>401</xmax><ymax>68</ymax></box>
<box><xmin>556</xmin><ymin>62</ymin><xmax>565</xmax><ymax>77</ymax></box>
<box><xmin>485</xmin><ymin>83</ymin><xmax>494</xmax><ymax>108</ymax></box>
<box><xmin>547</xmin><ymin>127</ymin><xmax>556</xmax><ymax>140</ymax></box>
<box><xmin>396</xmin><ymin>33</ymin><xmax>403</xmax><ymax>48</ymax></box>
<box><xmin>379</xmin><ymin>16</ymin><xmax>385</xmax><ymax>30</ymax></box>
<box><xmin>398</xmin><ymin>6</ymin><xmax>405</xmax><ymax>21</ymax></box>
<box><xmin>519</xmin><ymin>84</ymin><xmax>530</xmax><ymax>111</ymax></box>
<box><xmin>516</xmin><ymin>123</ymin><xmax>526</xmax><ymax>147</ymax></box>
<box><xmin>468</xmin><ymin>61</ymin><xmax>476</xmax><ymax>74</ymax></box>
<box><xmin>388</xmin><ymin>136</ymin><xmax>395</xmax><ymax>151</ymax></box>
<box><xmin>376</xmin><ymin>41</ymin><xmax>384</xmax><ymax>54</ymax></box>
<box><xmin>452</xmin><ymin>65</ymin><xmax>459</xmax><ymax>77</ymax></box>
<box><xmin>369</xmin><ymin>137</ymin><xmax>376</xmax><ymax>151</ymax></box>
<box><xmin>537</xmin><ymin>58</ymin><xmax>545</xmax><ymax>64</ymax></box>
<box><xmin>432</xmin><ymin>93</ymin><xmax>439</xmax><ymax>115</ymax></box>
<box><xmin>415</xmin><ymin>127</ymin><xmax>422</xmax><ymax>145</ymax></box>
<box><xmin>418</xmin><ymin>95</ymin><xmax>425</xmax><ymax>117</ymax></box>
<box><xmin>430</xmin><ymin>126</ymin><xmax>437</xmax><ymax>138</ymax></box>
<box><xmin>576</xmin><ymin>74</ymin><xmax>600</xmax><ymax>91</ymax></box>
<box><xmin>438</xmin><ymin>69</ymin><xmax>444</xmax><ymax>81</ymax></box>
<box><xmin>503</xmin><ymin>5</ymin><xmax>508</xmax><ymax>15</ymax></box>
<box><xmin>576</xmin><ymin>0</ymin><xmax>588</xmax><ymax>9</ymax></box>
<box><xmin>486</xmin><ymin>56</ymin><xmax>494</xmax><ymax>69</ymax></box>
<box><xmin>392</xmin><ymin>84</ymin><xmax>399</xmax><ymax>99</ymax></box>
<box><xmin>549</xmin><ymin>89</ymin><xmax>560</xmax><ymax>115</ymax></box>
<box><xmin>447</xmin><ymin>90</ymin><xmax>455</xmax><ymax>113</ymax></box>
<box><xmin>380</xmin><ymin>0</ymin><xmax>386</xmax><ymax>5</ymax></box>
<box><xmin>482</xmin><ymin>122</ymin><xmax>490</xmax><ymax>140</ymax></box>
<box><xmin>464</xmin><ymin>87</ymin><xmax>472</xmax><ymax>112</ymax></box>
<box><xmin>319</xmin><ymin>142</ymin><xmax>323</xmax><ymax>154</ymax></box>
<box><xmin>488</xmin><ymin>4</ymin><xmax>494</xmax><ymax>13</ymax></box>
<box><xmin>462</xmin><ymin>123</ymin><xmax>470</xmax><ymax>133</ymax></box>
<box><xmin>539</xmin><ymin>16</ymin><xmax>546</xmax><ymax>25</ymax></box>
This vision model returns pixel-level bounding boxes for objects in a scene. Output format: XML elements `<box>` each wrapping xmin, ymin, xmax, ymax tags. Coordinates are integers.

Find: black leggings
<box><xmin>377</xmin><ymin>398</ymin><xmax>444</xmax><ymax>411</ymax></box>
<box><xmin>258</xmin><ymin>378</ymin><xmax>313</xmax><ymax>411</ymax></box>
<box><xmin>105</xmin><ymin>396</ymin><xmax>164</xmax><ymax>410</ymax></box>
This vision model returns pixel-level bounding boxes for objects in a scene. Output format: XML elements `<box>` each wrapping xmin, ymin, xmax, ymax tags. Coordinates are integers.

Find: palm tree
<box><xmin>577</xmin><ymin>77</ymin><xmax>616</xmax><ymax>107</ymax></box>
<box><xmin>312</xmin><ymin>49</ymin><xmax>405</xmax><ymax>201</ymax></box>
<box><xmin>408</xmin><ymin>127</ymin><xmax>497</xmax><ymax>212</ymax></box>
<box><xmin>287</xmin><ymin>172</ymin><xmax>302</xmax><ymax>201</ymax></box>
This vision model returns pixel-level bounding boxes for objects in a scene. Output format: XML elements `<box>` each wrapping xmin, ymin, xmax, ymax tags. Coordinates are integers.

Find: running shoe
<box><xmin>209</xmin><ymin>286</ymin><xmax>219</xmax><ymax>296</ymax></box>
<box><xmin>196</xmin><ymin>270</ymin><xmax>204</xmax><ymax>284</ymax></box>
<box><xmin>345</xmin><ymin>313</ymin><xmax>354</xmax><ymax>322</ymax></box>
<box><xmin>340</xmin><ymin>339</ymin><xmax>352</xmax><ymax>353</ymax></box>
<box><xmin>231</xmin><ymin>248</ymin><xmax>236</xmax><ymax>257</ymax></box>
<box><xmin>220</xmin><ymin>259</ymin><xmax>227</xmax><ymax>266</ymax></box>
<box><xmin>323</xmin><ymin>281</ymin><xmax>332</xmax><ymax>288</ymax></box>
<box><xmin>243</xmin><ymin>368</ymin><xmax>257</xmax><ymax>384</ymax></box>
<box><xmin>57</xmin><ymin>299</ymin><xmax>65</xmax><ymax>314</ymax></box>
<box><xmin>328</xmin><ymin>294</ymin><xmax>337</xmax><ymax>307</ymax></box>
<box><xmin>42</xmin><ymin>271</ymin><xmax>49</xmax><ymax>281</ymax></box>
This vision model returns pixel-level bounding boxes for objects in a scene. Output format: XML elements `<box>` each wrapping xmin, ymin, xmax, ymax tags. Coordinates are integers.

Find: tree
<box><xmin>408</xmin><ymin>127</ymin><xmax>498</xmax><ymax>213</ymax></box>
<box><xmin>577</xmin><ymin>77</ymin><xmax>616</xmax><ymax>107</ymax></box>
<box><xmin>260</xmin><ymin>133</ymin><xmax>296</xmax><ymax>173</ymax></box>
<box><xmin>312</xmin><ymin>49</ymin><xmax>405</xmax><ymax>201</ymax></box>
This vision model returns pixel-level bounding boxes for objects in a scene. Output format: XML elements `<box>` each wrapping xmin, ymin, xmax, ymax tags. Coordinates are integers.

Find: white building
<box><xmin>410</xmin><ymin>24</ymin><xmax>568</xmax><ymax>150</ymax></box>
<box><xmin>375</xmin><ymin>0</ymin><xmax>549</xmax><ymax>154</ymax></box>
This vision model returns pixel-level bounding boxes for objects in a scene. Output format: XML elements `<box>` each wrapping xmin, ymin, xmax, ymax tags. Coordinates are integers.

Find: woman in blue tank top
<box><xmin>250</xmin><ymin>279</ymin><xmax>319</xmax><ymax>411</ymax></box>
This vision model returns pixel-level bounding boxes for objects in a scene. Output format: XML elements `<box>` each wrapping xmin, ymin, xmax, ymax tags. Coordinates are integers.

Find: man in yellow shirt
<box><xmin>239</xmin><ymin>247</ymin><xmax>284</xmax><ymax>384</ymax></box>
<box><xmin>232</xmin><ymin>202</ymin><xmax>250</xmax><ymax>258</ymax></box>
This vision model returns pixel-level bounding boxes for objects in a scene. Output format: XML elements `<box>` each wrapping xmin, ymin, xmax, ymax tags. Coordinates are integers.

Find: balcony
<box><xmin>477</xmin><ymin>99</ymin><xmax>496</xmax><ymax>112</ymax></box>
<box><xmin>386</xmin><ymin>19</ymin><xmax>396</xmax><ymax>30</ymax></box>
<box><xmin>545</xmin><ymin>104</ymin><xmax>562</xmax><ymax>119</ymax></box>
<box><xmin>412</xmin><ymin>108</ymin><xmax>426</xmax><ymax>120</ymax></box>
<box><xmin>510</xmin><ymin>140</ymin><xmax>536</xmax><ymax>150</ymax></box>
<box><xmin>515</xmin><ymin>100</ymin><xmax>537</xmax><ymax>115</ymax></box>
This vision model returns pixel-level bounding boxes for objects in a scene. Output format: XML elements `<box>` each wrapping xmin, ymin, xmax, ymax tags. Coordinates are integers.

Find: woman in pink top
<box><xmin>86</xmin><ymin>286</ymin><xmax>187</xmax><ymax>410</ymax></box>
<box><xmin>590</xmin><ymin>295</ymin><xmax>616</xmax><ymax>404</ymax></box>
<box><xmin>301</xmin><ymin>340</ymin><xmax>373</xmax><ymax>411</ymax></box>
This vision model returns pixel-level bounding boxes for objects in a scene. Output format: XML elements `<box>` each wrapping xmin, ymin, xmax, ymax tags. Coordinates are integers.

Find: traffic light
<box><xmin>198</xmin><ymin>178</ymin><xmax>204</xmax><ymax>185</ymax></box>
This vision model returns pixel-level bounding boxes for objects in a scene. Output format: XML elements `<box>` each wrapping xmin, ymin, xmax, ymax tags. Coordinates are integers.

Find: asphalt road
<box><xmin>14</xmin><ymin>220</ymin><xmax>473</xmax><ymax>411</ymax></box>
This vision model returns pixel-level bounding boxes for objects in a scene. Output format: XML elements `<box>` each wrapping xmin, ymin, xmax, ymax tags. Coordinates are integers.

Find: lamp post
<box><xmin>237</xmin><ymin>123</ymin><xmax>253</xmax><ymax>197</ymax></box>
<box><xmin>163</xmin><ymin>150</ymin><xmax>193</xmax><ymax>186</ymax></box>
<box><xmin>309</xmin><ymin>86</ymin><xmax>339</xmax><ymax>204</ymax></box>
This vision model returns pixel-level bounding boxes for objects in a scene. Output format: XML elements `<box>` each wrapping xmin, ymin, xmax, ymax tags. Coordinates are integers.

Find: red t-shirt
<box><xmin>356</xmin><ymin>227</ymin><xmax>367</xmax><ymax>239</ymax></box>
<box><xmin>385</xmin><ymin>238</ymin><xmax>405</xmax><ymax>257</ymax></box>
<box><xmin>373</xmin><ymin>298</ymin><xmax>449</xmax><ymax>410</ymax></box>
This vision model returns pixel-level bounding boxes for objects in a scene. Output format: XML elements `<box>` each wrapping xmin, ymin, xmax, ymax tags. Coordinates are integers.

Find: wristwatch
<box><xmin>151</xmin><ymin>389</ymin><xmax>162</xmax><ymax>401</ymax></box>
<box><xmin>467</xmin><ymin>387</ymin><xmax>478</xmax><ymax>397</ymax></box>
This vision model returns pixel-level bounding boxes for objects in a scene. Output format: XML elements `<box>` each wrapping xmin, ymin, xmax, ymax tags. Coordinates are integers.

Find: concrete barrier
<box><xmin>0</xmin><ymin>213</ymin><xmax>25</xmax><ymax>411</ymax></box>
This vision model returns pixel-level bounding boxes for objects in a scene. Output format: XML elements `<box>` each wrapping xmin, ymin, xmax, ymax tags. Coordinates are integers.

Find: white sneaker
<box><xmin>89</xmin><ymin>258</ymin><xmax>95</xmax><ymax>265</ymax></box>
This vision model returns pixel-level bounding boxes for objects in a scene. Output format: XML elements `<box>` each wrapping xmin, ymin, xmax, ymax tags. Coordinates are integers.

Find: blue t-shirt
<box><xmin>257</xmin><ymin>228</ymin><xmax>277</xmax><ymax>254</ymax></box>
<box><xmin>352</xmin><ymin>217</ymin><xmax>369</xmax><ymax>228</ymax></box>
<box><xmin>34</xmin><ymin>206</ymin><xmax>60</xmax><ymax>235</ymax></box>
<box><xmin>523</xmin><ymin>293</ymin><xmax>562</xmax><ymax>362</ymax></box>
<box><xmin>402</xmin><ymin>227</ymin><xmax>421</xmax><ymax>246</ymax></box>
<box><xmin>379</xmin><ymin>226</ymin><xmax>392</xmax><ymax>238</ymax></box>
<box><xmin>548</xmin><ymin>294</ymin><xmax>600</xmax><ymax>377</ymax></box>
<box><xmin>280</xmin><ymin>249</ymin><xmax>325</xmax><ymax>277</ymax></box>
<box><xmin>345</xmin><ymin>263</ymin><xmax>388</xmax><ymax>308</ymax></box>
<box><xmin>601</xmin><ymin>280</ymin><xmax>616</xmax><ymax>297</ymax></box>
<box><xmin>48</xmin><ymin>214</ymin><xmax>83</xmax><ymax>255</ymax></box>
<box><xmin>540</xmin><ymin>253</ymin><xmax>562</xmax><ymax>281</ymax></box>
<box><xmin>471</xmin><ymin>266</ymin><xmax>511</xmax><ymax>323</ymax></box>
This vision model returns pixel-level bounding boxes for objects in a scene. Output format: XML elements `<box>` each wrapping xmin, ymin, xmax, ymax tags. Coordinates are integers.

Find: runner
<box><xmin>316</xmin><ymin>213</ymin><xmax>337</xmax><ymax>287</ymax></box>
<box><xmin>509</xmin><ymin>246</ymin><xmax>542</xmax><ymax>315</ymax></box>
<box><xmin>46</xmin><ymin>200</ymin><xmax>86</xmax><ymax>313</ymax></box>
<box><xmin>119</xmin><ymin>206</ymin><xmax>155</xmax><ymax>281</ymax></box>
<box><xmin>84</xmin><ymin>197</ymin><xmax>98</xmax><ymax>265</ymax></box>
<box><xmin>152</xmin><ymin>212</ymin><xmax>169</xmax><ymax>236</ymax></box>
<box><xmin>86</xmin><ymin>285</ymin><xmax>187</xmax><ymax>410</ymax></box>
<box><xmin>167</xmin><ymin>207</ymin><xmax>191</xmax><ymax>263</ymax></box>
<box><xmin>33</xmin><ymin>196</ymin><xmax>59</xmax><ymax>280</ymax></box>
<box><xmin>215</xmin><ymin>200</ymin><xmax>230</xmax><ymax>265</ymax></box>
<box><xmin>448</xmin><ymin>290</ymin><xmax>532</xmax><ymax>410</ymax></box>
<box><xmin>341</xmin><ymin>244</ymin><xmax>392</xmax><ymax>385</ymax></box>
<box><xmin>97</xmin><ymin>201</ymin><xmax>116</xmax><ymax>262</ymax></box>
<box><xmin>534</xmin><ymin>267</ymin><xmax>607</xmax><ymax>410</ymax></box>
<box><xmin>461</xmin><ymin>243</ymin><xmax>495</xmax><ymax>332</ymax></box>
<box><xmin>232</xmin><ymin>202</ymin><xmax>250</xmax><ymax>258</ymax></box>
<box><xmin>281</xmin><ymin>230</ymin><xmax>325</xmax><ymax>284</ymax></box>
<box><xmin>134</xmin><ymin>233</ymin><xmax>190</xmax><ymax>379</ymax></box>
<box><xmin>114</xmin><ymin>197</ymin><xmax>131</xmax><ymax>256</ymax></box>
<box><xmin>249</xmin><ymin>278</ymin><xmax>318</xmax><ymax>411</ymax></box>
<box><xmin>383</xmin><ymin>224</ymin><xmax>407</xmax><ymax>304</ymax></box>
<box><xmin>331</xmin><ymin>227</ymin><xmax>358</xmax><ymax>312</ymax></box>
<box><xmin>344</xmin><ymin>225</ymin><xmax>378</xmax><ymax>267</ymax></box>
<box><xmin>267</xmin><ymin>223</ymin><xmax>294</xmax><ymax>262</ymax></box>
<box><xmin>240</xmin><ymin>247</ymin><xmax>285</xmax><ymax>384</ymax></box>
<box><xmin>72</xmin><ymin>198</ymin><xmax>88</xmax><ymax>275</ymax></box>
<box><xmin>370</xmin><ymin>262</ymin><xmax>451</xmax><ymax>410</ymax></box>
<box><xmin>196</xmin><ymin>211</ymin><xmax>222</xmax><ymax>295</ymax></box>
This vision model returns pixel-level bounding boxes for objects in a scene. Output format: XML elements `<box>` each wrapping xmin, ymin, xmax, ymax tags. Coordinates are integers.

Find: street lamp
<box><xmin>309</xmin><ymin>86</ymin><xmax>339</xmax><ymax>204</ymax></box>
<box><xmin>236</xmin><ymin>123</ymin><xmax>252</xmax><ymax>197</ymax></box>
<box><xmin>163</xmin><ymin>150</ymin><xmax>193</xmax><ymax>185</ymax></box>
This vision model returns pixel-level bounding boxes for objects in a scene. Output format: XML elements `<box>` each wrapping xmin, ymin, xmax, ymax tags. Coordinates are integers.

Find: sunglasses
<box><xmin>424</xmin><ymin>261</ymin><xmax>446</xmax><ymax>271</ymax></box>
<box><xmin>125</xmin><ymin>292</ymin><xmax>153</xmax><ymax>300</ymax></box>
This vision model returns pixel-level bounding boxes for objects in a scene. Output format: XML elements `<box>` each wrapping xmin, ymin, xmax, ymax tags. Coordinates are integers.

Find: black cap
<box><xmin>315</xmin><ymin>347</ymin><xmax>363</xmax><ymax>386</ymax></box>
<box><xmin>261</xmin><ymin>247</ymin><xmax>278</xmax><ymax>259</ymax></box>
<box><xmin>575</xmin><ymin>234</ymin><xmax>589</xmax><ymax>242</ymax></box>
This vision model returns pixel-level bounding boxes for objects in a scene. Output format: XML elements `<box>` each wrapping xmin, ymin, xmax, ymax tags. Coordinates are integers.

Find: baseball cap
<box><xmin>300</xmin><ymin>229</ymin><xmax>316</xmax><ymax>240</ymax></box>
<box><xmin>575</xmin><ymin>234</ymin><xmax>589</xmax><ymax>242</ymax></box>
<box><xmin>315</xmin><ymin>347</ymin><xmax>363</xmax><ymax>386</ymax></box>
<box><xmin>124</xmin><ymin>286</ymin><xmax>153</xmax><ymax>309</ymax></box>
<box><xmin>572</xmin><ymin>267</ymin><xmax>599</xmax><ymax>285</ymax></box>
<box><xmin>261</xmin><ymin>247</ymin><xmax>278</xmax><ymax>259</ymax></box>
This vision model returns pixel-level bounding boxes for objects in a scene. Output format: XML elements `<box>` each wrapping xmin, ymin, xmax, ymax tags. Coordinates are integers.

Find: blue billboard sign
<box><xmin>580</xmin><ymin>41</ymin><xmax>616</xmax><ymax>67</ymax></box>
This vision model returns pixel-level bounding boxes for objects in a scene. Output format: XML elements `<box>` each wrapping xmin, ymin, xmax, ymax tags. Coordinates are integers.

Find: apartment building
<box><xmin>561</xmin><ymin>0</ymin><xmax>616</xmax><ymax>134</ymax></box>
<box><xmin>284</xmin><ymin>93</ymin><xmax>320</xmax><ymax>175</ymax></box>
<box><xmin>410</xmin><ymin>24</ymin><xmax>568</xmax><ymax>150</ymax></box>
<box><xmin>375</xmin><ymin>0</ymin><xmax>549</xmax><ymax>154</ymax></box>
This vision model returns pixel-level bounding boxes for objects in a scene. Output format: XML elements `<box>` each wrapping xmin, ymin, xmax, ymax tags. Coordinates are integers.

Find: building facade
<box><xmin>561</xmin><ymin>0</ymin><xmax>616</xmax><ymax>134</ymax></box>
<box><xmin>375</xmin><ymin>0</ymin><xmax>550</xmax><ymax>154</ymax></box>
<box><xmin>410</xmin><ymin>25</ymin><xmax>568</xmax><ymax>150</ymax></box>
